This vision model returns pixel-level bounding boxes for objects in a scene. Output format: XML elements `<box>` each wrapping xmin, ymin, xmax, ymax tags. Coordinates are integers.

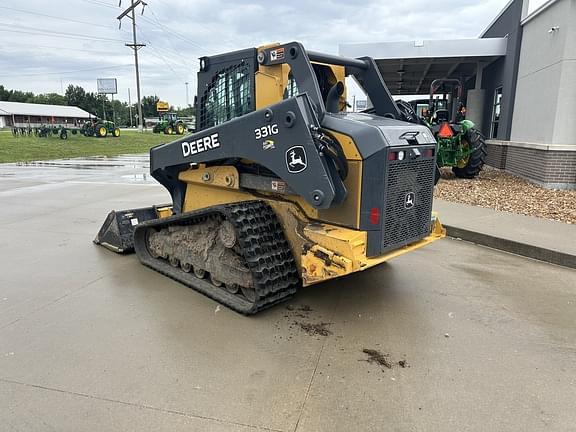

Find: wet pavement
<box><xmin>1</xmin><ymin>155</ymin><xmax>575</xmax><ymax>431</ymax></box>
<box><xmin>0</xmin><ymin>154</ymin><xmax>153</xmax><ymax>185</ymax></box>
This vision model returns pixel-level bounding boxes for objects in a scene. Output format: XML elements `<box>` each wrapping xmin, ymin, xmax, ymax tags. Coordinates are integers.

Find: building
<box><xmin>0</xmin><ymin>101</ymin><xmax>94</xmax><ymax>128</ymax></box>
<box><xmin>340</xmin><ymin>0</ymin><xmax>576</xmax><ymax>189</ymax></box>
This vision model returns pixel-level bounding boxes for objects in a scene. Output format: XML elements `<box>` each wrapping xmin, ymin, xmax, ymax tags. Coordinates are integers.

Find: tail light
<box><xmin>370</xmin><ymin>207</ymin><xmax>380</xmax><ymax>225</ymax></box>
<box><xmin>424</xmin><ymin>148</ymin><xmax>435</xmax><ymax>158</ymax></box>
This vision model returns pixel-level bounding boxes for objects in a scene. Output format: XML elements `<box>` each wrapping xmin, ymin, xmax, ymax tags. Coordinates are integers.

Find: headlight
<box><xmin>397</xmin><ymin>151</ymin><xmax>405</xmax><ymax>161</ymax></box>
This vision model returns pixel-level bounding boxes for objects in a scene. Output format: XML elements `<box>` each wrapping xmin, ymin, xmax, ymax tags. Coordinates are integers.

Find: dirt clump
<box><xmin>297</xmin><ymin>321</ymin><xmax>332</xmax><ymax>337</ymax></box>
<box><xmin>362</xmin><ymin>349</ymin><xmax>392</xmax><ymax>369</ymax></box>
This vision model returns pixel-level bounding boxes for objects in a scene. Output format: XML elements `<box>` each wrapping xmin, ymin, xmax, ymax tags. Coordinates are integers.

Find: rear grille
<box><xmin>382</xmin><ymin>155</ymin><xmax>435</xmax><ymax>252</ymax></box>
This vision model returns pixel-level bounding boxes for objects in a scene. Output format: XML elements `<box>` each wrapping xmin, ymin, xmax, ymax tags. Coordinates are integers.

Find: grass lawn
<box><xmin>0</xmin><ymin>129</ymin><xmax>170</xmax><ymax>163</ymax></box>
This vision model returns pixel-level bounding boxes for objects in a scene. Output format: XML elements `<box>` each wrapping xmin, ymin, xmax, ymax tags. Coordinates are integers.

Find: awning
<box><xmin>339</xmin><ymin>38</ymin><xmax>507</xmax><ymax>95</ymax></box>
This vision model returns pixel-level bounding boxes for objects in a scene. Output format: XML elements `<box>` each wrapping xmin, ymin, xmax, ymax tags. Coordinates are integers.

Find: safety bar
<box><xmin>306</xmin><ymin>50</ymin><xmax>368</xmax><ymax>70</ymax></box>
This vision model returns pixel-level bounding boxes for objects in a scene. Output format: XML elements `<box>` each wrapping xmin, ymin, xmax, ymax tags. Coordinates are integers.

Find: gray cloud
<box><xmin>0</xmin><ymin>0</ymin><xmax>509</xmax><ymax>107</ymax></box>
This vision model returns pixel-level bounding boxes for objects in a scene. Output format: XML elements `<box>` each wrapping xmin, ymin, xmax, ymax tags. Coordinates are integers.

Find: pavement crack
<box><xmin>0</xmin><ymin>378</ymin><xmax>283</xmax><ymax>432</ymax></box>
<box><xmin>292</xmin><ymin>293</ymin><xmax>342</xmax><ymax>432</ymax></box>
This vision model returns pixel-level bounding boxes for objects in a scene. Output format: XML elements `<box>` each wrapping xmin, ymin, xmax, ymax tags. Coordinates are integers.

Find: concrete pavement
<box><xmin>1</xmin><ymin>156</ymin><xmax>575</xmax><ymax>431</ymax></box>
<box><xmin>434</xmin><ymin>199</ymin><xmax>576</xmax><ymax>269</ymax></box>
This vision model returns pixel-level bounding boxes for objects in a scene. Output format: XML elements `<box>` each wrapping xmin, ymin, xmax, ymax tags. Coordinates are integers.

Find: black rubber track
<box><xmin>133</xmin><ymin>200</ymin><xmax>300</xmax><ymax>315</ymax></box>
<box><xmin>452</xmin><ymin>127</ymin><xmax>487</xmax><ymax>179</ymax></box>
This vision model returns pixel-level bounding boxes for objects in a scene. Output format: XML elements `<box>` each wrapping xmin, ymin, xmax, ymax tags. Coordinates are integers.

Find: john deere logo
<box><xmin>404</xmin><ymin>192</ymin><xmax>415</xmax><ymax>209</ymax></box>
<box><xmin>285</xmin><ymin>146</ymin><xmax>307</xmax><ymax>173</ymax></box>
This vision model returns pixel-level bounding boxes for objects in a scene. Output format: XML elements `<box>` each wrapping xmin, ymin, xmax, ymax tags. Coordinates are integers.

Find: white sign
<box><xmin>97</xmin><ymin>78</ymin><xmax>117</xmax><ymax>94</ymax></box>
<box><xmin>355</xmin><ymin>99</ymin><xmax>367</xmax><ymax>110</ymax></box>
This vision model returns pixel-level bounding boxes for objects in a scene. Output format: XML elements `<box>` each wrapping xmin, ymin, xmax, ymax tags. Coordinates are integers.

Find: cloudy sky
<box><xmin>0</xmin><ymin>0</ymin><xmax>522</xmax><ymax>108</ymax></box>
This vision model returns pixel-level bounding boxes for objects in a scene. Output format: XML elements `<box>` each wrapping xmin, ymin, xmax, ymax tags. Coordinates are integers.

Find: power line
<box><xmin>79</xmin><ymin>0</ymin><xmax>118</xmax><ymax>10</ymax></box>
<box><xmin>0</xmin><ymin>43</ymin><xmax>126</xmax><ymax>56</ymax></box>
<box><xmin>0</xmin><ymin>5</ymin><xmax>123</xmax><ymax>30</ymax></box>
<box><xmin>139</xmin><ymin>14</ymin><xmax>206</xmax><ymax>52</ymax></box>
<box><xmin>0</xmin><ymin>64</ymin><xmax>131</xmax><ymax>78</ymax></box>
<box><xmin>137</xmin><ymin>27</ymin><xmax>199</xmax><ymax>73</ymax></box>
<box><xmin>147</xmin><ymin>46</ymin><xmax>186</xmax><ymax>81</ymax></box>
<box><xmin>0</xmin><ymin>22</ymin><xmax>125</xmax><ymax>42</ymax></box>
<box><xmin>137</xmin><ymin>24</ymin><xmax>197</xmax><ymax>70</ymax></box>
<box><xmin>145</xmin><ymin>0</ymin><xmax>238</xmax><ymax>50</ymax></box>
<box><xmin>0</xmin><ymin>28</ymin><xmax>125</xmax><ymax>44</ymax></box>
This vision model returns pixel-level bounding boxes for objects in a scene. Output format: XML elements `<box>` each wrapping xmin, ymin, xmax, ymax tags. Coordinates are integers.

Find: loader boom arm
<box><xmin>258</xmin><ymin>42</ymin><xmax>401</xmax><ymax>119</ymax></box>
<box><xmin>150</xmin><ymin>94</ymin><xmax>346</xmax><ymax>214</ymax></box>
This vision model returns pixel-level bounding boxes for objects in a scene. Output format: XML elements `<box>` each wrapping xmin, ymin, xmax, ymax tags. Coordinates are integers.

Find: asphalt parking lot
<box><xmin>1</xmin><ymin>157</ymin><xmax>575</xmax><ymax>431</ymax></box>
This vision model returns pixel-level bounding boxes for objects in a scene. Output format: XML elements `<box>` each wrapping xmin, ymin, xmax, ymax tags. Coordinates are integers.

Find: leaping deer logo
<box><xmin>289</xmin><ymin>150</ymin><xmax>305</xmax><ymax>168</ymax></box>
<box><xmin>285</xmin><ymin>146</ymin><xmax>307</xmax><ymax>173</ymax></box>
<box><xmin>405</xmin><ymin>192</ymin><xmax>415</xmax><ymax>209</ymax></box>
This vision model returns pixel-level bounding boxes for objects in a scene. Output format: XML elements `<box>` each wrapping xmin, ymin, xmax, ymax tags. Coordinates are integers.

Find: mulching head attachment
<box><xmin>94</xmin><ymin>206</ymin><xmax>161</xmax><ymax>253</ymax></box>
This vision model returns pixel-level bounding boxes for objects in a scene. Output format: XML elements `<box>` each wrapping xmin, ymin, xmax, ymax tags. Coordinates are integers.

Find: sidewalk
<box><xmin>433</xmin><ymin>199</ymin><xmax>576</xmax><ymax>269</ymax></box>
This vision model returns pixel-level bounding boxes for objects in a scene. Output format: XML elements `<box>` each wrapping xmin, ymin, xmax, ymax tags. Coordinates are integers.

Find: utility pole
<box><xmin>128</xmin><ymin>88</ymin><xmax>133</xmax><ymax>127</ymax></box>
<box><xmin>185</xmin><ymin>82</ymin><xmax>189</xmax><ymax>107</ymax></box>
<box><xmin>111</xmin><ymin>93</ymin><xmax>116</xmax><ymax>124</ymax></box>
<box><xmin>118</xmin><ymin>0</ymin><xmax>146</xmax><ymax>132</ymax></box>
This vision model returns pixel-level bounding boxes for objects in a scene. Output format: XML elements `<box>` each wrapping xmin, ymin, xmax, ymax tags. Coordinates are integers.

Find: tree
<box><xmin>35</xmin><ymin>93</ymin><xmax>67</xmax><ymax>105</ymax></box>
<box><xmin>176</xmin><ymin>106</ymin><xmax>195</xmax><ymax>117</ymax></box>
<box><xmin>65</xmin><ymin>85</ymin><xmax>86</xmax><ymax>108</ymax></box>
<box><xmin>1</xmin><ymin>89</ymin><xmax>35</xmax><ymax>103</ymax></box>
<box><xmin>141</xmin><ymin>95</ymin><xmax>160</xmax><ymax>118</ymax></box>
<box><xmin>0</xmin><ymin>85</ymin><xmax>10</xmax><ymax>101</ymax></box>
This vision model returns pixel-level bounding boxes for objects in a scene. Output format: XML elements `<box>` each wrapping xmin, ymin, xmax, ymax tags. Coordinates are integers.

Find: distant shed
<box><xmin>0</xmin><ymin>101</ymin><xmax>94</xmax><ymax>128</ymax></box>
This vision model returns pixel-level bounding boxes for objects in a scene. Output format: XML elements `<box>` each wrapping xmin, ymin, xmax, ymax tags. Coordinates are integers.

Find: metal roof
<box><xmin>339</xmin><ymin>38</ymin><xmax>507</xmax><ymax>95</ymax></box>
<box><xmin>0</xmin><ymin>101</ymin><xmax>93</xmax><ymax>118</ymax></box>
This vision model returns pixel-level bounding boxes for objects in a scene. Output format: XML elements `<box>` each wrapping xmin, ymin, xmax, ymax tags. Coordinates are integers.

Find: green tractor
<box><xmin>400</xmin><ymin>79</ymin><xmax>487</xmax><ymax>179</ymax></box>
<box><xmin>81</xmin><ymin>119</ymin><xmax>120</xmax><ymax>138</ymax></box>
<box><xmin>152</xmin><ymin>112</ymin><xmax>186</xmax><ymax>135</ymax></box>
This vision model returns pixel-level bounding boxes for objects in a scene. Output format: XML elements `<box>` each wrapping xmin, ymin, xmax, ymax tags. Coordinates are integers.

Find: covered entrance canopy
<box><xmin>339</xmin><ymin>38</ymin><xmax>507</xmax><ymax>95</ymax></box>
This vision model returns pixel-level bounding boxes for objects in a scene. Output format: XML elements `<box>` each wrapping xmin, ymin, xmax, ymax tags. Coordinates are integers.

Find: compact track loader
<box><xmin>95</xmin><ymin>42</ymin><xmax>445</xmax><ymax>314</ymax></box>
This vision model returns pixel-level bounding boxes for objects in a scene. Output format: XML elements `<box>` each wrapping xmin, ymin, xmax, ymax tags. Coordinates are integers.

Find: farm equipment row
<box><xmin>12</xmin><ymin>125</ymin><xmax>75</xmax><ymax>140</ymax></box>
<box><xmin>9</xmin><ymin>119</ymin><xmax>121</xmax><ymax>140</ymax></box>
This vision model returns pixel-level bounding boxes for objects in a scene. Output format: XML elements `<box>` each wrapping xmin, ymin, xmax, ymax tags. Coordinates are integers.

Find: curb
<box><xmin>444</xmin><ymin>225</ymin><xmax>576</xmax><ymax>270</ymax></box>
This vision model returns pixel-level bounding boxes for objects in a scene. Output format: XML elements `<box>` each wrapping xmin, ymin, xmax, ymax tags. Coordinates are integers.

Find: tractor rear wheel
<box><xmin>452</xmin><ymin>128</ymin><xmax>487</xmax><ymax>179</ymax></box>
<box><xmin>97</xmin><ymin>125</ymin><xmax>108</xmax><ymax>138</ymax></box>
<box><xmin>176</xmin><ymin>122</ymin><xmax>185</xmax><ymax>134</ymax></box>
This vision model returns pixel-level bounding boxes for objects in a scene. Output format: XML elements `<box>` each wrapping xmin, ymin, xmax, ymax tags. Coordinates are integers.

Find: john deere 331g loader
<box><xmin>95</xmin><ymin>42</ymin><xmax>445</xmax><ymax>314</ymax></box>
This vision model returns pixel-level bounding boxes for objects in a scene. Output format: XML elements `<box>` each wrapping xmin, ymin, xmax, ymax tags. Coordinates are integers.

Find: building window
<box><xmin>491</xmin><ymin>87</ymin><xmax>503</xmax><ymax>138</ymax></box>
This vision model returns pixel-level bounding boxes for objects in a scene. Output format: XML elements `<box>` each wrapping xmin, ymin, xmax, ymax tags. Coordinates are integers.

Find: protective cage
<box><xmin>197</xmin><ymin>48</ymin><xmax>258</xmax><ymax>131</ymax></box>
